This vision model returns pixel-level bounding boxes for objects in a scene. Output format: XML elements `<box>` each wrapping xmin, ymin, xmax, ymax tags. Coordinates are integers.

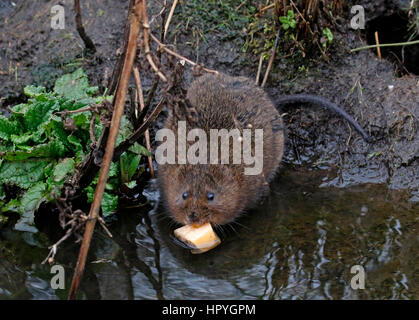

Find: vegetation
<box><xmin>0</xmin><ymin>69</ymin><xmax>150</xmax><ymax>229</ymax></box>
<box><xmin>173</xmin><ymin>0</ymin><xmax>340</xmax><ymax>78</ymax></box>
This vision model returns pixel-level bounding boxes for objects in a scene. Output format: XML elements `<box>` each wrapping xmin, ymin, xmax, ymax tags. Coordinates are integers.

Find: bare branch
<box><xmin>149</xmin><ymin>32</ymin><xmax>219</xmax><ymax>75</ymax></box>
<box><xmin>74</xmin><ymin>0</ymin><xmax>96</xmax><ymax>53</ymax></box>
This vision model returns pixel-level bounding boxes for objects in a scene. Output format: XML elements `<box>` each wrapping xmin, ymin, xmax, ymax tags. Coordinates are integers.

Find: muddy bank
<box><xmin>0</xmin><ymin>0</ymin><xmax>129</xmax><ymax>101</ymax></box>
<box><xmin>0</xmin><ymin>0</ymin><xmax>418</xmax><ymax>200</ymax></box>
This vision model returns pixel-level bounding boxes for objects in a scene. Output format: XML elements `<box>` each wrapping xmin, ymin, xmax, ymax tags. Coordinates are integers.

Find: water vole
<box><xmin>157</xmin><ymin>73</ymin><xmax>369</xmax><ymax>227</ymax></box>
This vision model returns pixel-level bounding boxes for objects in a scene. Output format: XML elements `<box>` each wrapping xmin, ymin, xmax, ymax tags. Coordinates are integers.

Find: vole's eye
<box><xmin>207</xmin><ymin>192</ymin><xmax>215</xmax><ymax>201</ymax></box>
<box><xmin>182</xmin><ymin>192</ymin><xmax>189</xmax><ymax>200</ymax></box>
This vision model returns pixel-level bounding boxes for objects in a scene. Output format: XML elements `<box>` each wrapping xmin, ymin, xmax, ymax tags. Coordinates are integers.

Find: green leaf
<box><xmin>94</xmin><ymin>95</ymin><xmax>113</xmax><ymax>104</ymax></box>
<box><xmin>0</xmin><ymin>184</ymin><xmax>5</xmax><ymax>201</ymax></box>
<box><xmin>287</xmin><ymin>10</ymin><xmax>294</xmax><ymax>19</ymax></box>
<box><xmin>101</xmin><ymin>192</ymin><xmax>118</xmax><ymax>217</ymax></box>
<box><xmin>10</xmin><ymin>124</ymin><xmax>47</xmax><ymax>146</ymax></box>
<box><xmin>11</xmin><ymin>132</ymin><xmax>36</xmax><ymax>145</ymax></box>
<box><xmin>116</xmin><ymin>115</ymin><xmax>134</xmax><ymax>146</ymax></box>
<box><xmin>2</xmin><ymin>140</ymin><xmax>66</xmax><ymax>161</ymax></box>
<box><xmin>2</xmin><ymin>199</ymin><xmax>21</xmax><ymax>213</ymax></box>
<box><xmin>120</xmin><ymin>153</ymin><xmax>141</xmax><ymax>183</ymax></box>
<box><xmin>44</xmin><ymin>162</ymin><xmax>55</xmax><ymax>185</ymax></box>
<box><xmin>20</xmin><ymin>182</ymin><xmax>47</xmax><ymax>214</ymax></box>
<box><xmin>367</xmin><ymin>151</ymin><xmax>383</xmax><ymax>159</ymax></box>
<box><xmin>129</xmin><ymin>142</ymin><xmax>152</xmax><ymax>157</ymax></box>
<box><xmin>0</xmin><ymin>160</ymin><xmax>47</xmax><ymax>189</ymax></box>
<box><xmin>54</xmin><ymin>68</ymin><xmax>97</xmax><ymax>101</ymax></box>
<box><xmin>24</xmin><ymin>100</ymin><xmax>60</xmax><ymax>131</ymax></box>
<box><xmin>0</xmin><ymin>144</ymin><xmax>15</xmax><ymax>153</ymax></box>
<box><xmin>71</xmin><ymin>112</ymin><xmax>90</xmax><ymax>129</ymax></box>
<box><xmin>9</xmin><ymin>103</ymin><xmax>28</xmax><ymax>115</ymax></box>
<box><xmin>84</xmin><ymin>185</ymin><xmax>95</xmax><ymax>203</ymax></box>
<box><xmin>0</xmin><ymin>115</ymin><xmax>22</xmax><ymax>141</ymax></box>
<box><xmin>83</xmin><ymin>186</ymin><xmax>118</xmax><ymax>217</ymax></box>
<box><xmin>322</xmin><ymin>27</ymin><xmax>333</xmax><ymax>44</ymax></box>
<box><xmin>279</xmin><ymin>16</ymin><xmax>289</xmax><ymax>25</ymax></box>
<box><xmin>14</xmin><ymin>183</ymin><xmax>46</xmax><ymax>233</ymax></box>
<box><xmin>109</xmin><ymin>162</ymin><xmax>119</xmax><ymax>178</ymax></box>
<box><xmin>53</xmin><ymin>158</ymin><xmax>75</xmax><ymax>182</ymax></box>
<box><xmin>67</xmin><ymin>134</ymin><xmax>83</xmax><ymax>151</ymax></box>
<box><xmin>124</xmin><ymin>181</ymin><xmax>137</xmax><ymax>189</ymax></box>
<box><xmin>24</xmin><ymin>85</ymin><xmax>47</xmax><ymax>98</ymax></box>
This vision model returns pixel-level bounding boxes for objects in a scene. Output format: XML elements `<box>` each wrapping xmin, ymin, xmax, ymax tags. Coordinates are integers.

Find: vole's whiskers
<box><xmin>213</xmin><ymin>223</ymin><xmax>226</xmax><ymax>238</ymax></box>
<box><xmin>228</xmin><ymin>223</ymin><xmax>238</xmax><ymax>235</ymax></box>
<box><xmin>231</xmin><ymin>220</ymin><xmax>250</xmax><ymax>231</ymax></box>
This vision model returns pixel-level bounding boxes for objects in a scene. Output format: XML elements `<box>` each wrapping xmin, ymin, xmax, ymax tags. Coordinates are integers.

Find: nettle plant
<box><xmin>0</xmin><ymin>69</ymin><xmax>150</xmax><ymax>230</ymax></box>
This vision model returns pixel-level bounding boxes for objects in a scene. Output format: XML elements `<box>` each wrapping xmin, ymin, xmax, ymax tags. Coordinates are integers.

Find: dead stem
<box><xmin>258</xmin><ymin>3</ymin><xmax>275</xmax><ymax>15</ymax></box>
<box><xmin>164</xmin><ymin>0</ymin><xmax>178</xmax><ymax>40</ymax></box>
<box><xmin>235</xmin><ymin>0</ymin><xmax>248</xmax><ymax>11</ymax></box>
<box><xmin>255</xmin><ymin>54</ymin><xmax>264</xmax><ymax>85</ymax></box>
<box><xmin>262</xmin><ymin>30</ymin><xmax>280</xmax><ymax>87</ymax></box>
<box><xmin>140</xmin><ymin>1</ymin><xmax>168</xmax><ymax>82</ymax></box>
<box><xmin>149</xmin><ymin>32</ymin><xmax>219</xmax><ymax>75</ymax></box>
<box><xmin>55</xmin><ymin>104</ymin><xmax>104</xmax><ymax>115</ymax></box>
<box><xmin>289</xmin><ymin>0</ymin><xmax>328</xmax><ymax>60</ymax></box>
<box><xmin>114</xmin><ymin>98</ymin><xmax>165</xmax><ymax>160</ymax></box>
<box><xmin>68</xmin><ymin>0</ymin><xmax>143</xmax><ymax>300</ymax></box>
<box><xmin>375</xmin><ymin>31</ymin><xmax>382</xmax><ymax>59</ymax></box>
<box><xmin>74</xmin><ymin>0</ymin><xmax>96</xmax><ymax>53</ymax></box>
<box><xmin>89</xmin><ymin>112</ymin><xmax>97</xmax><ymax>145</ymax></box>
<box><xmin>133</xmin><ymin>66</ymin><xmax>155</xmax><ymax>178</ymax></box>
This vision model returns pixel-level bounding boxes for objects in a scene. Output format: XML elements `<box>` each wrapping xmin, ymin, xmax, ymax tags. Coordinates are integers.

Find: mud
<box><xmin>0</xmin><ymin>0</ymin><xmax>418</xmax><ymax>200</ymax></box>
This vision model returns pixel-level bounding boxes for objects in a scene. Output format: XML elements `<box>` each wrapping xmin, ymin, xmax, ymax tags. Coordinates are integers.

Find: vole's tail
<box><xmin>276</xmin><ymin>94</ymin><xmax>372</xmax><ymax>142</ymax></box>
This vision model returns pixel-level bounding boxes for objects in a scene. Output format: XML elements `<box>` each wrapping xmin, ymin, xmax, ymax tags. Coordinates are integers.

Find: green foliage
<box><xmin>322</xmin><ymin>27</ymin><xmax>334</xmax><ymax>47</ymax></box>
<box><xmin>54</xmin><ymin>67</ymin><xmax>98</xmax><ymax>101</ymax></box>
<box><xmin>175</xmin><ymin>0</ymin><xmax>257</xmax><ymax>44</ymax></box>
<box><xmin>0</xmin><ymin>69</ymin><xmax>150</xmax><ymax>229</ymax></box>
<box><xmin>53</xmin><ymin>158</ymin><xmax>75</xmax><ymax>183</ymax></box>
<box><xmin>279</xmin><ymin>10</ymin><xmax>296</xmax><ymax>31</ymax></box>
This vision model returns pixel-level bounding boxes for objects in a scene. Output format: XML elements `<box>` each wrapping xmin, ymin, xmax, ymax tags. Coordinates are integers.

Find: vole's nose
<box><xmin>189</xmin><ymin>212</ymin><xmax>199</xmax><ymax>224</ymax></box>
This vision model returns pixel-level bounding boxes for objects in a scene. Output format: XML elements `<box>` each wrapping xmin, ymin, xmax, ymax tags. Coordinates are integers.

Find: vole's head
<box><xmin>161</xmin><ymin>164</ymin><xmax>243</xmax><ymax>226</ymax></box>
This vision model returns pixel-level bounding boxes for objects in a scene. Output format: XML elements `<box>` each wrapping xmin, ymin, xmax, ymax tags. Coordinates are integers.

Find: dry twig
<box><xmin>68</xmin><ymin>0</ymin><xmax>143</xmax><ymax>300</ymax></box>
<box><xmin>375</xmin><ymin>31</ymin><xmax>382</xmax><ymax>59</ymax></box>
<box><xmin>163</xmin><ymin>0</ymin><xmax>178</xmax><ymax>40</ymax></box>
<box><xmin>141</xmin><ymin>1</ymin><xmax>168</xmax><ymax>82</ymax></box>
<box><xmin>74</xmin><ymin>0</ymin><xmax>96</xmax><ymax>53</ymax></box>
<box><xmin>133</xmin><ymin>67</ymin><xmax>155</xmax><ymax>178</ymax></box>
<box><xmin>149</xmin><ymin>32</ymin><xmax>219</xmax><ymax>75</ymax></box>
<box><xmin>255</xmin><ymin>54</ymin><xmax>264</xmax><ymax>85</ymax></box>
<box><xmin>261</xmin><ymin>30</ymin><xmax>280</xmax><ymax>87</ymax></box>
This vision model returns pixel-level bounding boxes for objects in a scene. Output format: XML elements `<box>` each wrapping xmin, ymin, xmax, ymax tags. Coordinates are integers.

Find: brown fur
<box><xmin>158</xmin><ymin>73</ymin><xmax>284</xmax><ymax>226</ymax></box>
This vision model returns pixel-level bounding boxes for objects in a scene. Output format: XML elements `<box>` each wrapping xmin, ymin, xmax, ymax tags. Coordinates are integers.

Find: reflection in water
<box><xmin>0</xmin><ymin>167</ymin><xmax>417</xmax><ymax>299</ymax></box>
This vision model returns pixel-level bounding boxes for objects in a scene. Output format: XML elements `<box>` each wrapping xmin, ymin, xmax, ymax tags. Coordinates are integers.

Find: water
<box><xmin>0</xmin><ymin>167</ymin><xmax>417</xmax><ymax>299</ymax></box>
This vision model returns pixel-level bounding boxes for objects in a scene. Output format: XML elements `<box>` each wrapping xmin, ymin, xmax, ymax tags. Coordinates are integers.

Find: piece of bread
<box><xmin>174</xmin><ymin>223</ymin><xmax>221</xmax><ymax>254</ymax></box>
